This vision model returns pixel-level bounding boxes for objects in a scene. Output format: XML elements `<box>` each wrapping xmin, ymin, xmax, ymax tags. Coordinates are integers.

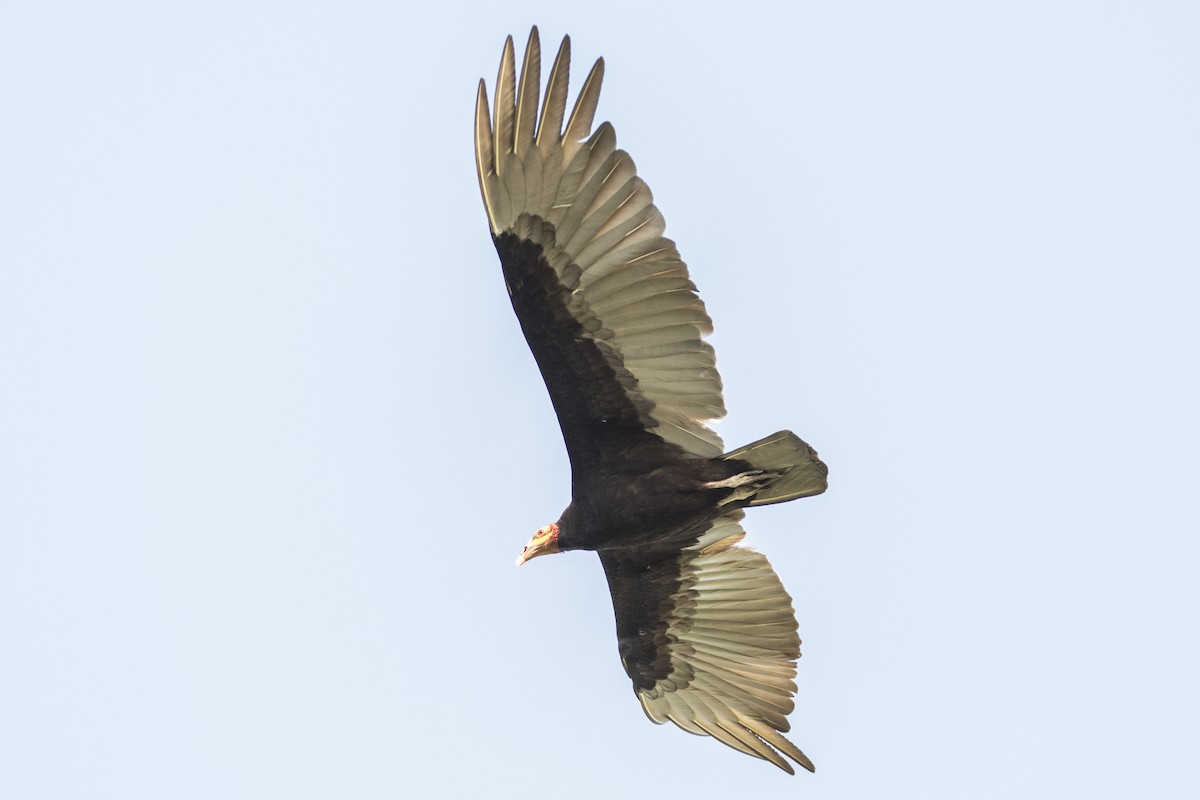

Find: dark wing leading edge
<box><xmin>475</xmin><ymin>28</ymin><xmax>726</xmax><ymax>469</ymax></box>
<box><xmin>598</xmin><ymin>515</ymin><xmax>815</xmax><ymax>774</ymax></box>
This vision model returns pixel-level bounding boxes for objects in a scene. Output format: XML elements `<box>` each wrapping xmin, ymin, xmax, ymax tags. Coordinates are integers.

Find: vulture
<box><xmin>474</xmin><ymin>28</ymin><xmax>828</xmax><ymax>775</ymax></box>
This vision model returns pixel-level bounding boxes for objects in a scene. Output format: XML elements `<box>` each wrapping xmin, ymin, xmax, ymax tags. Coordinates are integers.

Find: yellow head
<box><xmin>515</xmin><ymin>523</ymin><xmax>561</xmax><ymax>566</ymax></box>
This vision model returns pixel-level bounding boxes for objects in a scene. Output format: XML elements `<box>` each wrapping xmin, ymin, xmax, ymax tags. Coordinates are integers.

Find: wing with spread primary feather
<box><xmin>597</xmin><ymin>514</ymin><xmax>814</xmax><ymax>775</ymax></box>
<box><xmin>476</xmin><ymin>28</ymin><xmax>727</xmax><ymax>468</ymax></box>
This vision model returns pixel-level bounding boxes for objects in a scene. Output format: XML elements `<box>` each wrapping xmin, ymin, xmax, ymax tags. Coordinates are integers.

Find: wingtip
<box><xmin>514</xmin><ymin>25</ymin><xmax>543</xmax><ymax>153</ymax></box>
<box><xmin>474</xmin><ymin>77</ymin><xmax>495</xmax><ymax>220</ymax></box>
<box><xmin>563</xmin><ymin>53</ymin><xmax>606</xmax><ymax>144</ymax></box>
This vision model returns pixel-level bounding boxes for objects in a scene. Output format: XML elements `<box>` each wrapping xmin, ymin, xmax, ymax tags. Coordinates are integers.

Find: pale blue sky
<box><xmin>3</xmin><ymin>2</ymin><xmax>1198</xmax><ymax>798</ymax></box>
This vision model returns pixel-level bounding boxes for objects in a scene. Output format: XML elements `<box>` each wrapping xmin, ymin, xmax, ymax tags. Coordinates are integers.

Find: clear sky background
<box><xmin>3</xmin><ymin>2</ymin><xmax>1198</xmax><ymax>798</ymax></box>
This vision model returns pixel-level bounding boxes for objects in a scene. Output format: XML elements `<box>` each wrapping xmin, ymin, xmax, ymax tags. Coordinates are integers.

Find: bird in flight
<box><xmin>474</xmin><ymin>27</ymin><xmax>828</xmax><ymax>774</ymax></box>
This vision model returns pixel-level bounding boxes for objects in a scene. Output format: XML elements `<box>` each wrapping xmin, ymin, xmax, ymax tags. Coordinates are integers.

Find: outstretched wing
<box><xmin>475</xmin><ymin>28</ymin><xmax>726</xmax><ymax>470</ymax></box>
<box><xmin>598</xmin><ymin>514</ymin><xmax>814</xmax><ymax>774</ymax></box>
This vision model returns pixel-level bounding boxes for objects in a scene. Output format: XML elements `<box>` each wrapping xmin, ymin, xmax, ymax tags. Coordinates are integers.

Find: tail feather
<box><xmin>723</xmin><ymin>431</ymin><xmax>828</xmax><ymax>507</ymax></box>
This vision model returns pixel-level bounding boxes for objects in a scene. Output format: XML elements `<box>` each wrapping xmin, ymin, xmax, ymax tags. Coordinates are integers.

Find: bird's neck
<box><xmin>555</xmin><ymin>504</ymin><xmax>580</xmax><ymax>551</ymax></box>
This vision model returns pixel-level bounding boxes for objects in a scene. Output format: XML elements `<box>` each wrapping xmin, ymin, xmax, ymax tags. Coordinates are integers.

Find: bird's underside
<box><xmin>475</xmin><ymin>27</ymin><xmax>828</xmax><ymax>775</ymax></box>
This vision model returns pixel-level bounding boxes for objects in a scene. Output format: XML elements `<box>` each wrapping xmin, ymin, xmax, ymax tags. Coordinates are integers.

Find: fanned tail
<box><xmin>723</xmin><ymin>431</ymin><xmax>828</xmax><ymax>507</ymax></box>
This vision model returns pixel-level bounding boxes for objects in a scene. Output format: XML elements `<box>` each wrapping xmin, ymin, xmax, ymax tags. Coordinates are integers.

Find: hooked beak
<box><xmin>515</xmin><ymin>523</ymin><xmax>560</xmax><ymax>566</ymax></box>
